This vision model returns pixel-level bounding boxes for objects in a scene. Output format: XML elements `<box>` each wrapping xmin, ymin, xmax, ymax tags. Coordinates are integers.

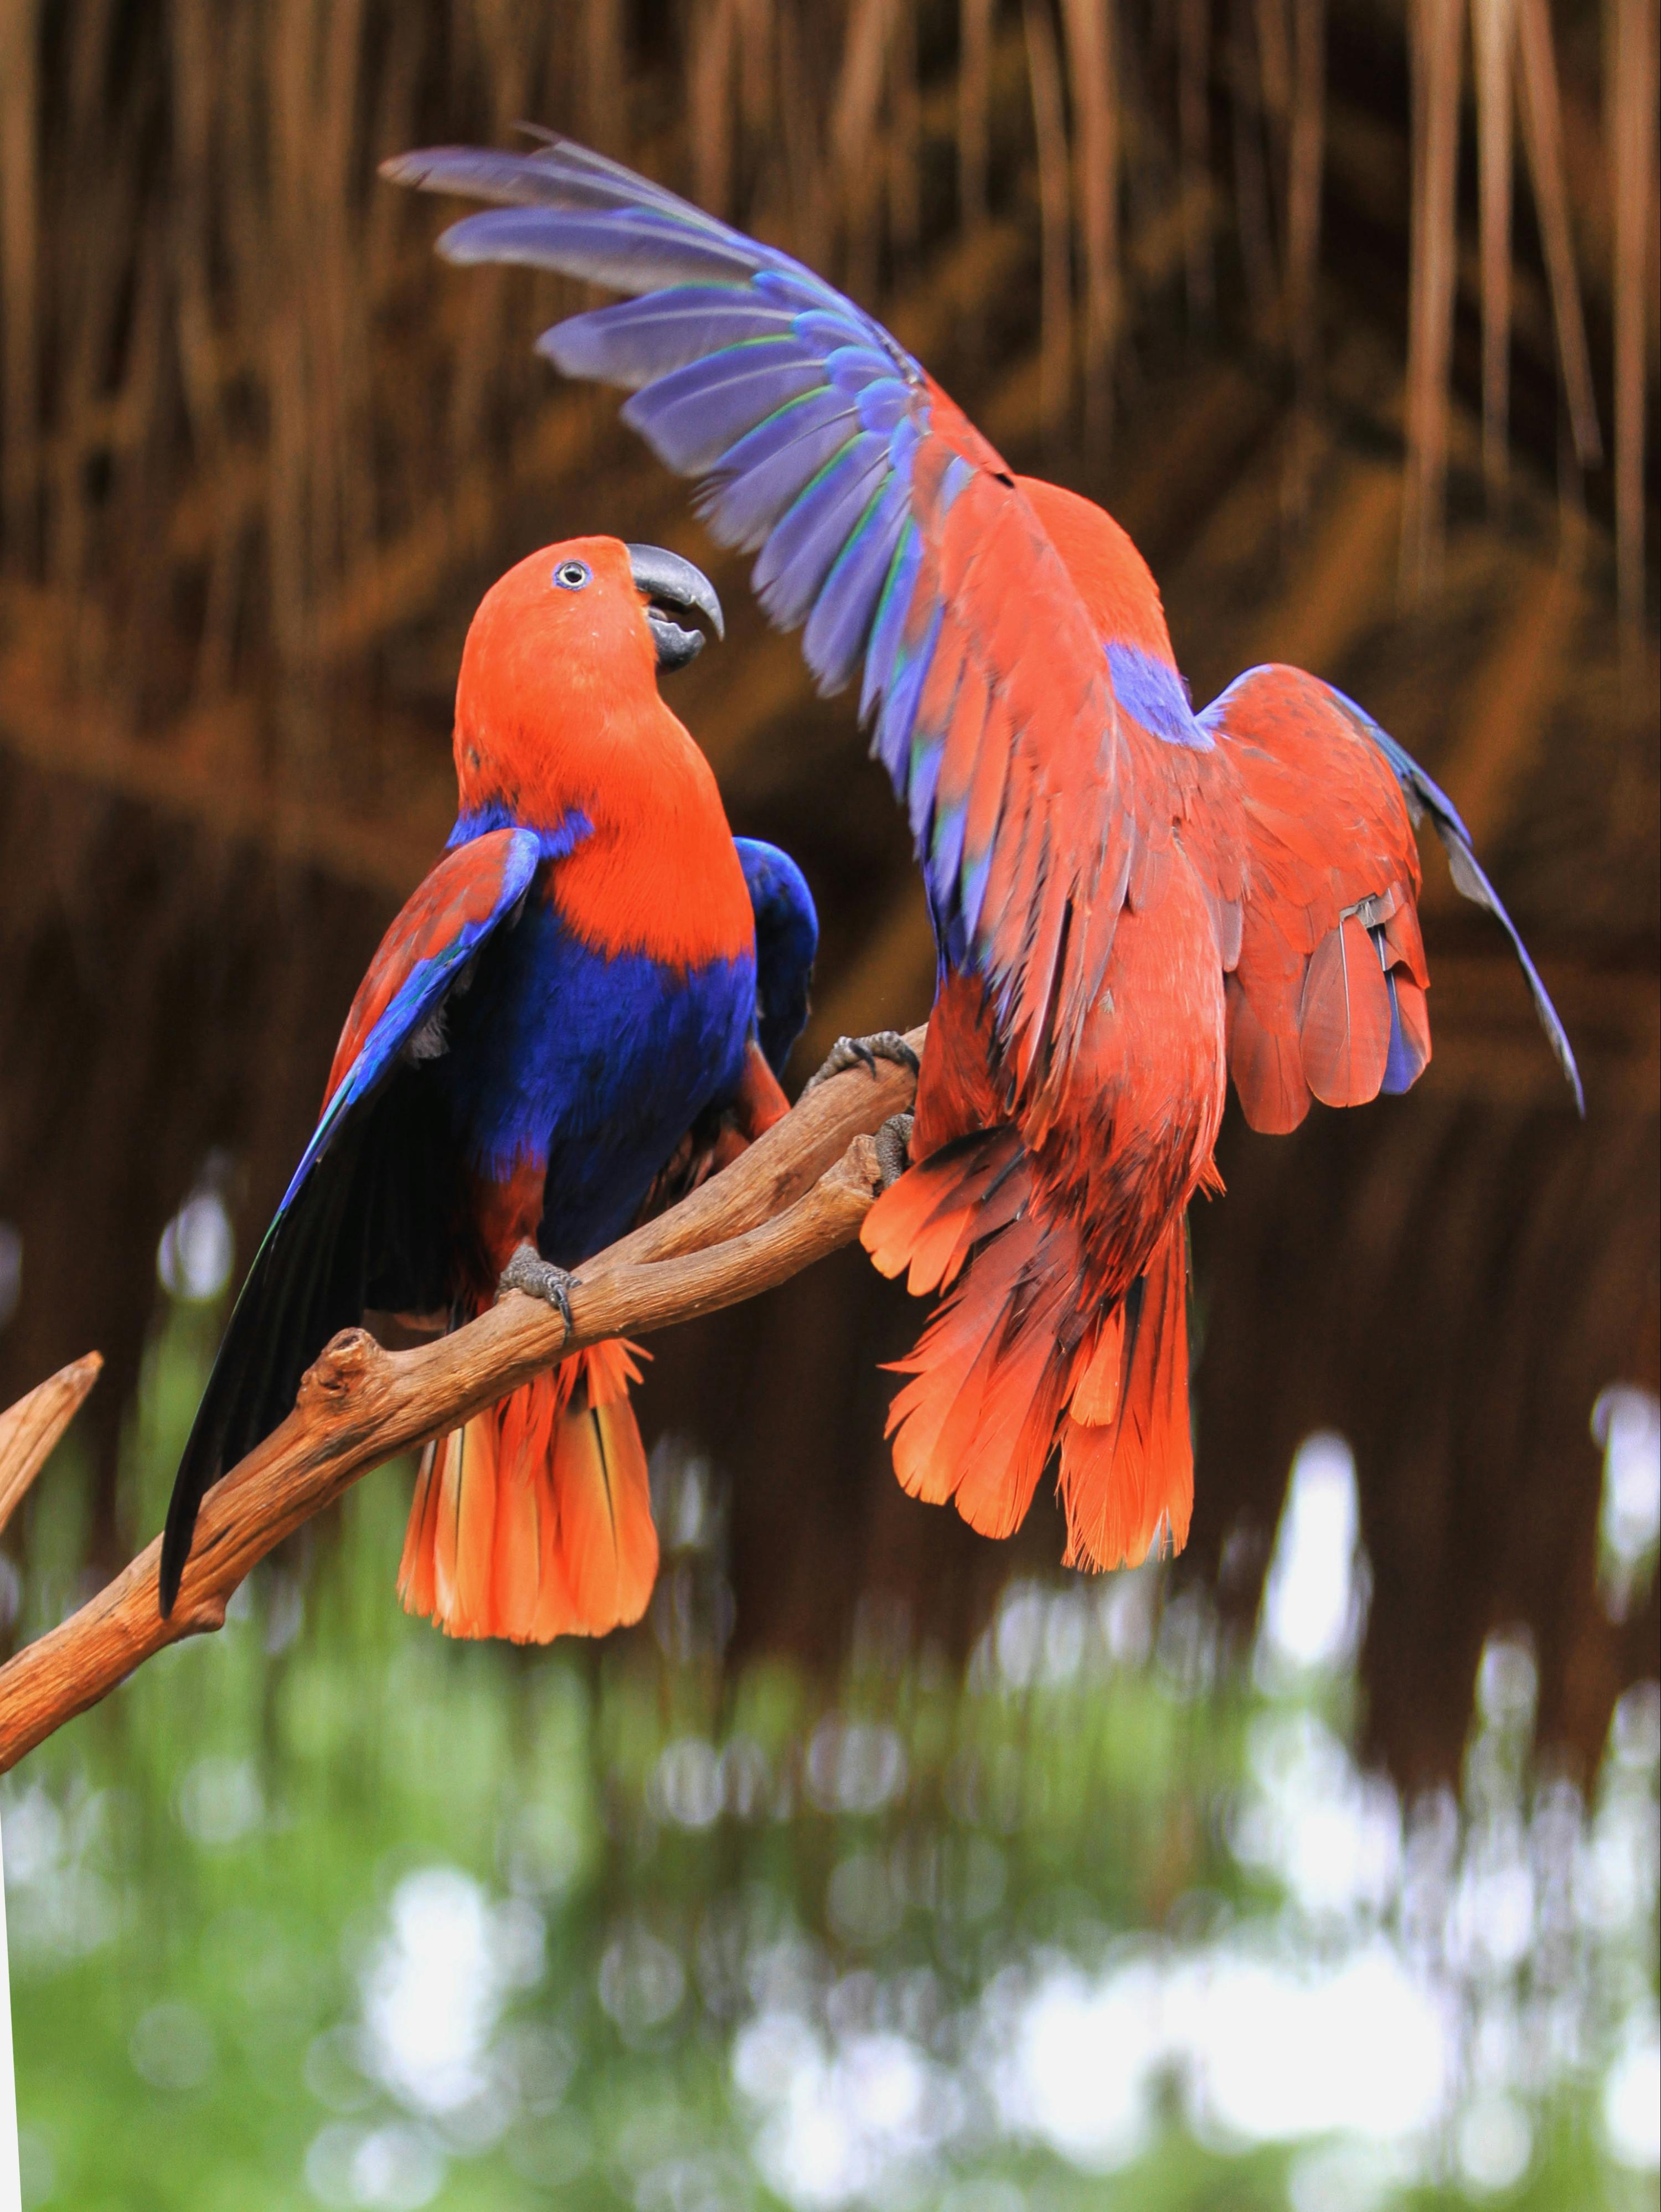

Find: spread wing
<box><xmin>1329</xmin><ymin>682</ymin><xmax>1583</xmax><ymax>1112</ymax></box>
<box><xmin>385</xmin><ymin>138</ymin><xmax>1160</xmax><ymax>1102</ymax></box>
<box><xmin>1201</xmin><ymin>667</ymin><xmax>1583</xmax><ymax>1128</ymax></box>
<box><xmin>160</xmin><ymin>828</ymin><xmax>541</xmax><ymax>1611</ymax></box>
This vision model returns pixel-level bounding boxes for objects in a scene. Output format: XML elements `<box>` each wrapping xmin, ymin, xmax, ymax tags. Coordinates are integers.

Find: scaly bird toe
<box><xmin>804</xmin><ymin>1029</ymin><xmax>920</xmax><ymax>1094</ymax></box>
<box><xmin>498</xmin><ymin>1242</ymin><xmax>576</xmax><ymax>1334</ymax></box>
<box><xmin>873</xmin><ymin>1112</ymin><xmax>915</xmax><ymax>1191</ymax></box>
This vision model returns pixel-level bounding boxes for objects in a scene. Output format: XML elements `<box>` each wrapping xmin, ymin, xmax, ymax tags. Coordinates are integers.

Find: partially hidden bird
<box><xmin>383</xmin><ymin>135</ymin><xmax>1583</xmax><ymax>1581</ymax></box>
<box><xmin>159</xmin><ymin>535</ymin><xmax>819</xmax><ymax>1640</ymax></box>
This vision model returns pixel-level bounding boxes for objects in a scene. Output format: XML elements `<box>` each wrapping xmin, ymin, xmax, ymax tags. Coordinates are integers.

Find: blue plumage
<box><xmin>1106</xmin><ymin>643</ymin><xmax>1213</xmax><ymax>752</ymax></box>
<box><xmin>439</xmin><ymin>886</ymin><xmax>754</xmax><ymax>1263</ymax></box>
<box><xmin>735</xmin><ymin>839</ymin><xmax>818</xmax><ymax>1078</ymax></box>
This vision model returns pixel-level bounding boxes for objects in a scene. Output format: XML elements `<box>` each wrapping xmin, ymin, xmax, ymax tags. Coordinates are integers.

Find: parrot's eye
<box><xmin>552</xmin><ymin>559</ymin><xmax>592</xmax><ymax>592</ymax></box>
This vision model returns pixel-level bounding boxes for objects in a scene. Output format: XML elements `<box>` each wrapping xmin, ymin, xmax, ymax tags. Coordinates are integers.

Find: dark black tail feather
<box><xmin>160</xmin><ymin>1129</ymin><xmax>368</xmax><ymax>1613</ymax></box>
<box><xmin>159</xmin><ymin>1078</ymin><xmax>456</xmax><ymax>1614</ymax></box>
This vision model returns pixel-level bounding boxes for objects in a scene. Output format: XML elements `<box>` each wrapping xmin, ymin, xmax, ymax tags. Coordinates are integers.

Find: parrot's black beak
<box><xmin>627</xmin><ymin>544</ymin><xmax>724</xmax><ymax>672</ymax></box>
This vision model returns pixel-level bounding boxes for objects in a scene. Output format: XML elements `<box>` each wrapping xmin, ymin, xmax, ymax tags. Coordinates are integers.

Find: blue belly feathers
<box><xmin>439</xmin><ymin>891</ymin><xmax>754</xmax><ymax>1265</ymax></box>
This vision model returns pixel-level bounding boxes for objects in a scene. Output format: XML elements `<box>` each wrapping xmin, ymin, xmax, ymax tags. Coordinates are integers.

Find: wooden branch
<box><xmin>0</xmin><ymin>1035</ymin><xmax>924</xmax><ymax>1773</ymax></box>
<box><xmin>0</xmin><ymin>1354</ymin><xmax>102</xmax><ymax>1537</ymax></box>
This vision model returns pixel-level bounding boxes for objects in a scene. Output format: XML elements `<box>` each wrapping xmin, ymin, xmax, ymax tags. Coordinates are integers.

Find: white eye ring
<box><xmin>553</xmin><ymin>559</ymin><xmax>592</xmax><ymax>591</ymax></box>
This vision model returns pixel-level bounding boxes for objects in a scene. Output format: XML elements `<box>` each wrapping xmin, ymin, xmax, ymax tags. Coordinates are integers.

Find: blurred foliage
<box><xmin>4</xmin><ymin>1298</ymin><xmax>1655</xmax><ymax>2211</ymax></box>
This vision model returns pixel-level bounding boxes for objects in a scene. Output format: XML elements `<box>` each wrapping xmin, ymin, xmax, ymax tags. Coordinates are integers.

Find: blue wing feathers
<box><xmin>621</xmin><ymin>345</ymin><xmax>830</xmax><ymax>473</ymax></box>
<box><xmin>907</xmin><ymin>728</ymin><xmax>945</xmax><ymax>852</ymax></box>
<box><xmin>442</xmin><ymin>204</ymin><xmax>761</xmax><ymax>288</ymax></box>
<box><xmin>754</xmin><ymin>436</ymin><xmax>892</xmax><ymax>630</ymax></box>
<box><xmin>1380</xmin><ymin>968</ymin><xmax>1420</xmax><ymax>1095</ymax></box>
<box><xmin>802</xmin><ymin>481</ymin><xmax>907</xmax><ymax>696</ymax></box>
<box><xmin>861</xmin><ymin>523</ymin><xmax>924</xmax><ymax>724</ymax></box>
<box><xmin>874</xmin><ymin>604</ymin><xmax>941</xmax><ymax>795</ymax></box>
<box><xmin>278</xmin><ymin>830</ymin><xmax>542</xmax><ymax>1224</ymax></box>
<box><xmin>697</xmin><ymin>392</ymin><xmax>865</xmax><ymax>551</ymax></box>
<box><xmin>548</xmin><ymin>290</ymin><xmax>801</xmax><ymax>387</ymax></box>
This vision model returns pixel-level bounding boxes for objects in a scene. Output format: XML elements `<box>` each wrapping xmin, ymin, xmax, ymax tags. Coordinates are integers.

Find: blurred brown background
<box><xmin>0</xmin><ymin>0</ymin><xmax>1654</xmax><ymax>1792</ymax></box>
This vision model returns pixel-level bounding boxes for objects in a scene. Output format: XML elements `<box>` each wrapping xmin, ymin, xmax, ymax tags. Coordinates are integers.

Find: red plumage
<box><xmin>865</xmin><ymin>485</ymin><xmax>1418</xmax><ymax>1573</ymax></box>
<box><xmin>386</xmin><ymin>137</ymin><xmax>1578</xmax><ymax>1593</ymax></box>
<box><xmin>398</xmin><ymin>1341</ymin><xmax>655</xmax><ymax>1642</ymax></box>
<box><xmin>276</xmin><ymin>540</ymin><xmax>782</xmax><ymax>1648</ymax></box>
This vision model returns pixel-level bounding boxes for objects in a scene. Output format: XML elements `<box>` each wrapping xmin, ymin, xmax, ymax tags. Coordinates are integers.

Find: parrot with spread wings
<box><xmin>160</xmin><ymin>536</ymin><xmax>818</xmax><ymax>1640</ymax></box>
<box><xmin>383</xmin><ymin>136</ymin><xmax>1581</xmax><ymax>1580</ymax></box>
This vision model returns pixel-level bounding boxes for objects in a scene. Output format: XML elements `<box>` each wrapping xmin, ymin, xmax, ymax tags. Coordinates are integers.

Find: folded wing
<box><xmin>1200</xmin><ymin>664</ymin><xmax>1582</xmax><ymax>1131</ymax></box>
<box><xmin>159</xmin><ymin>827</ymin><xmax>541</xmax><ymax>1611</ymax></box>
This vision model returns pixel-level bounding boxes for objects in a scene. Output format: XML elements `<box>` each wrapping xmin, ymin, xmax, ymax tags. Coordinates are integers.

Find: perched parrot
<box><xmin>160</xmin><ymin>537</ymin><xmax>818</xmax><ymax>1640</ymax></box>
<box><xmin>384</xmin><ymin>136</ymin><xmax>1582</xmax><ymax>1578</ymax></box>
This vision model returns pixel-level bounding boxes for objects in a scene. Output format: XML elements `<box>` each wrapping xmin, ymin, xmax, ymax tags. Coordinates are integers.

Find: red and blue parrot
<box><xmin>160</xmin><ymin>536</ymin><xmax>818</xmax><ymax>1641</ymax></box>
<box><xmin>385</xmin><ymin>136</ymin><xmax>1582</xmax><ymax>1579</ymax></box>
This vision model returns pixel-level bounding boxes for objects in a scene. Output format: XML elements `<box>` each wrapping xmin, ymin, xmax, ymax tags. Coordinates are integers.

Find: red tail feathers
<box><xmin>398</xmin><ymin>1340</ymin><xmax>657</xmax><ymax>1642</ymax></box>
<box><xmin>863</xmin><ymin>1140</ymin><xmax>1193</xmax><ymax>1570</ymax></box>
<box><xmin>1058</xmin><ymin>1219</ymin><xmax>1193</xmax><ymax>1569</ymax></box>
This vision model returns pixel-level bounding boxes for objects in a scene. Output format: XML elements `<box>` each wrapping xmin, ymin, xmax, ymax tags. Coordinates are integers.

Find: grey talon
<box><xmin>498</xmin><ymin>1242</ymin><xmax>576</xmax><ymax>1334</ymax></box>
<box><xmin>874</xmin><ymin>1112</ymin><xmax>915</xmax><ymax>1191</ymax></box>
<box><xmin>805</xmin><ymin>1029</ymin><xmax>921</xmax><ymax>1093</ymax></box>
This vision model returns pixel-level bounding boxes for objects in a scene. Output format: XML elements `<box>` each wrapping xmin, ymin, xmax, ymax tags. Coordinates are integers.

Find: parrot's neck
<box><xmin>450</xmin><ymin>702</ymin><xmax>754</xmax><ymax>971</ymax></box>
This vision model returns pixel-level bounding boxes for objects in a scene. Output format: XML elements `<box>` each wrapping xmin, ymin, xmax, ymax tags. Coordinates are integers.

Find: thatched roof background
<box><xmin>0</xmin><ymin>0</ymin><xmax>1654</xmax><ymax>1787</ymax></box>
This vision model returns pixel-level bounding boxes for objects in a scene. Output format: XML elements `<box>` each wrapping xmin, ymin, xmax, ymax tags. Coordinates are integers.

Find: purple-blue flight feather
<box><xmin>621</xmin><ymin>343</ymin><xmax>828</xmax><ymax>474</ymax></box>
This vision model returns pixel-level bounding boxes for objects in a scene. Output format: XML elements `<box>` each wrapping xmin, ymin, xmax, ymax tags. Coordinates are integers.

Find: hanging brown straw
<box><xmin>1024</xmin><ymin>0</ymin><xmax>1075</xmax><ymax>445</ymax></box>
<box><xmin>1060</xmin><ymin>0</ymin><xmax>1119</xmax><ymax>448</ymax></box>
<box><xmin>1608</xmin><ymin>0</ymin><xmax>1658</xmax><ymax>630</ymax></box>
<box><xmin>1402</xmin><ymin>0</ymin><xmax>1463</xmax><ymax>592</ymax></box>
<box><xmin>1515</xmin><ymin>0</ymin><xmax>1602</xmax><ymax>473</ymax></box>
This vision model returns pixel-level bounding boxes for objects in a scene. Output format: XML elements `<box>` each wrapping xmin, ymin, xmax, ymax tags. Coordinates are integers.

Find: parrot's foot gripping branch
<box><xmin>873</xmin><ymin>1113</ymin><xmax>914</xmax><ymax>1191</ymax></box>
<box><xmin>498</xmin><ymin>1243</ymin><xmax>577</xmax><ymax>1335</ymax></box>
<box><xmin>806</xmin><ymin>1031</ymin><xmax>920</xmax><ymax>1093</ymax></box>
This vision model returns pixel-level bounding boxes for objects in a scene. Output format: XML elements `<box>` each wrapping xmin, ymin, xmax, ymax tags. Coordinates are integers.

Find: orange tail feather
<box><xmin>866</xmin><ymin>1139</ymin><xmax>1076</xmax><ymax>1541</ymax></box>
<box><xmin>865</xmin><ymin>1126</ymin><xmax>1196</xmax><ymax>1572</ymax></box>
<box><xmin>398</xmin><ymin>1340</ymin><xmax>657</xmax><ymax>1642</ymax></box>
<box><xmin>1058</xmin><ymin>1221</ymin><xmax>1194</xmax><ymax>1570</ymax></box>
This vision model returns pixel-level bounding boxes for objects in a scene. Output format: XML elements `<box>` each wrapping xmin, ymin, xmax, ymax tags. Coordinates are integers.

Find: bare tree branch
<box><xmin>0</xmin><ymin>1036</ymin><xmax>924</xmax><ymax>1773</ymax></box>
<box><xmin>0</xmin><ymin>1353</ymin><xmax>102</xmax><ymax>1536</ymax></box>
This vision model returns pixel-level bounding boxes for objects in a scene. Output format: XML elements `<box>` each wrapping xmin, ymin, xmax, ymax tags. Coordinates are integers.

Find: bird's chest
<box><xmin>441</xmin><ymin>895</ymin><xmax>753</xmax><ymax>1267</ymax></box>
